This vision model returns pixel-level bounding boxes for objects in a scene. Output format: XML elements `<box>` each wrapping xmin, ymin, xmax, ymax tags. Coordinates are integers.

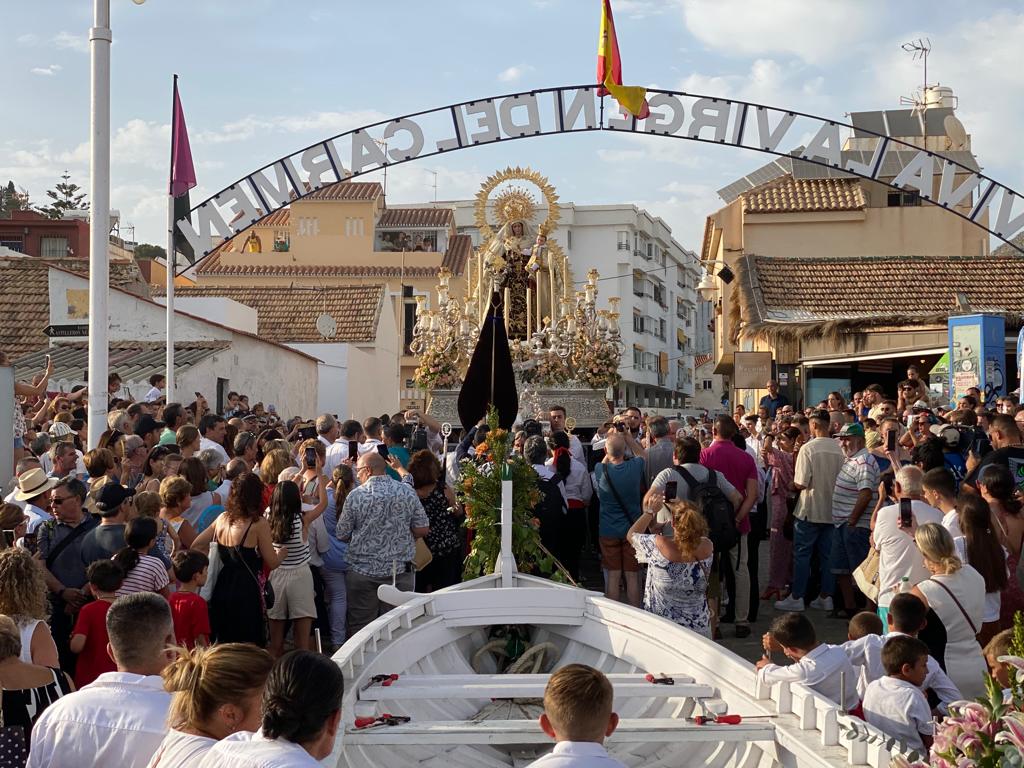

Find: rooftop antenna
<box><xmin>899</xmin><ymin>38</ymin><xmax>932</xmax><ymax>114</ymax></box>
<box><xmin>427</xmin><ymin>170</ymin><xmax>438</xmax><ymax>202</ymax></box>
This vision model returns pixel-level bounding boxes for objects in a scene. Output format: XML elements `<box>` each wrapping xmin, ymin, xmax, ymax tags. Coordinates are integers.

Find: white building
<box><xmin>415</xmin><ymin>201</ymin><xmax>701</xmax><ymax>409</ymax></box>
<box><xmin>4</xmin><ymin>258</ymin><xmax>320</xmax><ymax>416</ymax></box>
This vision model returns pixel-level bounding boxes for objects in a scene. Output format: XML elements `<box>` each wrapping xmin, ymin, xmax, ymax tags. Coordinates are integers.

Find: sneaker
<box><xmin>809</xmin><ymin>596</ymin><xmax>834</xmax><ymax>611</ymax></box>
<box><xmin>734</xmin><ymin>624</ymin><xmax>751</xmax><ymax>639</ymax></box>
<box><xmin>774</xmin><ymin>595</ymin><xmax>805</xmax><ymax>612</ymax></box>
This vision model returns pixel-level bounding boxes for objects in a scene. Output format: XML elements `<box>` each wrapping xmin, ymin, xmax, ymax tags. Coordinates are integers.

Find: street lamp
<box><xmin>88</xmin><ymin>0</ymin><xmax>143</xmax><ymax>449</ymax></box>
<box><xmin>697</xmin><ymin>261</ymin><xmax>735</xmax><ymax>302</ymax></box>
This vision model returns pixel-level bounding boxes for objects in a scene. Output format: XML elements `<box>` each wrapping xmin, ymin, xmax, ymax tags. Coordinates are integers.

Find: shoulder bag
<box><xmin>599</xmin><ymin>460</ymin><xmax>640</xmax><ymax>525</ymax></box>
<box><xmin>199</xmin><ymin>540</ymin><xmax>223</xmax><ymax>601</ymax></box>
<box><xmin>852</xmin><ymin>548</ymin><xmax>881</xmax><ymax>603</ymax></box>
<box><xmin>931</xmin><ymin>577</ymin><xmax>980</xmax><ymax>635</ymax></box>
<box><xmin>235</xmin><ymin>520</ymin><xmax>275</xmax><ymax>611</ymax></box>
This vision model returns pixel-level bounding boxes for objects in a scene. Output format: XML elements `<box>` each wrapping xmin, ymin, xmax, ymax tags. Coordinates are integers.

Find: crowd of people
<box><xmin>2</xmin><ymin>356</ymin><xmax>1024</xmax><ymax>763</ymax></box>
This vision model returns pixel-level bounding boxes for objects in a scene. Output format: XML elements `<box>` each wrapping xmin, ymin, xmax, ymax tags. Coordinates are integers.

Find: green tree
<box><xmin>133</xmin><ymin>243</ymin><xmax>166</xmax><ymax>260</ymax></box>
<box><xmin>0</xmin><ymin>181</ymin><xmax>31</xmax><ymax>217</ymax></box>
<box><xmin>36</xmin><ymin>170</ymin><xmax>88</xmax><ymax>219</ymax></box>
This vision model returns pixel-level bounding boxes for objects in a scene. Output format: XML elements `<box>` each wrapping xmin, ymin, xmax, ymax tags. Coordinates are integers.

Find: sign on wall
<box><xmin>175</xmin><ymin>84</ymin><xmax>1024</xmax><ymax>270</ymax></box>
<box><xmin>734</xmin><ymin>351</ymin><xmax>773</xmax><ymax>390</ymax></box>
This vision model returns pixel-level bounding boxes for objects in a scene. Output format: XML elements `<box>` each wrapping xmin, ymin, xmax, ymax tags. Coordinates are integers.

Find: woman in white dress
<box><xmin>147</xmin><ymin>643</ymin><xmax>273</xmax><ymax>767</ymax></box>
<box><xmin>910</xmin><ymin>522</ymin><xmax>987</xmax><ymax>699</ymax></box>
<box><xmin>197</xmin><ymin>650</ymin><xmax>346</xmax><ymax>767</ymax></box>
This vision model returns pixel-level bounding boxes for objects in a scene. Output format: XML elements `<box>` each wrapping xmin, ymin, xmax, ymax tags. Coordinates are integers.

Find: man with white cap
<box><xmin>47</xmin><ymin>422</ymin><xmax>87</xmax><ymax>480</ymax></box>
<box><xmin>13</xmin><ymin>467</ymin><xmax>57</xmax><ymax>533</ymax></box>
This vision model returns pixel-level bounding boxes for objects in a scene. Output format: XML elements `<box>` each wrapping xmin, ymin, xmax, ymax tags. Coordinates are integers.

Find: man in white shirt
<box><xmin>549</xmin><ymin>405</ymin><xmax>585</xmax><ymax>464</ymax></box>
<box><xmin>28</xmin><ymin>592</ymin><xmax>175</xmax><ymax>768</ymax></box>
<box><xmin>198</xmin><ymin>414</ymin><xmax>230</xmax><ymax>464</ymax></box>
<box><xmin>922</xmin><ymin>467</ymin><xmax>960</xmax><ymax>539</ymax></box>
<box><xmin>5</xmin><ymin>457</ymin><xmax>42</xmax><ymax>511</ymax></box>
<box><xmin>872</xmin><ymin>466</ymin><xmax>943</xmax><ymax>622</ymax></box>
<box><xmin>324</xmin><ymin>419</ymin><xmax>366</xmax><ymax>477</ymax></box>
<box><xmin>316</xmin><ymin>413</ymin><xmax>340</xmax><ymax>449</ymax></box>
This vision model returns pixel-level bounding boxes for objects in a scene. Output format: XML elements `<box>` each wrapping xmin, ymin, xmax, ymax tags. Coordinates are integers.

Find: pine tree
<box><xmin>36</xmin><ymin>171</ymin><xmax>88</xmax><ymax>219</ymax></box>
<box><xmin>0</xmin><ymin>181</ymin><xmax>31</xmax><ymax>217</ymax></box>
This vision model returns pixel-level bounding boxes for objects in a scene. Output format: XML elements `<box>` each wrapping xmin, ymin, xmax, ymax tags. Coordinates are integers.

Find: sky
<box><xmin>4</xmin><ymin>0</ymin><xmax>1024</xmax><ymax>254</ymax></box>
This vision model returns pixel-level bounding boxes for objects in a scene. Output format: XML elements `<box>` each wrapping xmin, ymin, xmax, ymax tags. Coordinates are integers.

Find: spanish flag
<box><xmin>597</xmin><ymin>0</ymin><xmax>650</xmax><ymax>119</ymax></box>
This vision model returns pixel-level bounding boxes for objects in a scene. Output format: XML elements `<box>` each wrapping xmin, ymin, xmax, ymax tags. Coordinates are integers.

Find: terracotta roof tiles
<box><xmin>158</xmin><ymin>284</ymin><xmax>384</xmax><ymax>343</ymax></box>
<box><xmin>441</xmin><ymin>234</ymin><xmax>472</xmax><ymax>275</ymax></box>
<box><xmin>742</xmin><ymin>177</ymin><xmax>865</xmax><ymax>214</ymax></box>
<box><xmin>378</xmin><ymin>207</ymin><xmax>454</xmax><ymax>229</ymax></box>
<box><xmin>303</xmin><ymin>181</ymin><xmax>382</xmax><ymax>201</ymax></box>
<box><xmin>737</xmin><ymin>253</ymin><xmax>1024</xmax><ymax>332</ymax></box>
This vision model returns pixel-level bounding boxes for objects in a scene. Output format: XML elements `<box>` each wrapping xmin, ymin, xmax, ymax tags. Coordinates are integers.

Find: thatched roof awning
<box><xmin>733</xmin><ymin>253</ymin><xmax>1024</xmax><ymax>344</ymax></box>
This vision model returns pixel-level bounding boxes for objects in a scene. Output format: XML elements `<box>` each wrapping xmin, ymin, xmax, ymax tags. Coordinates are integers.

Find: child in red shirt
<box><xmin>169</xmin><ymin>550</ymin><xmax>211</xmax><ymax>648</ymax></box>
<box><xmin>70</xmin><ymin>560</ymin><xmax>123</xmax><ymax>687</ymax></box>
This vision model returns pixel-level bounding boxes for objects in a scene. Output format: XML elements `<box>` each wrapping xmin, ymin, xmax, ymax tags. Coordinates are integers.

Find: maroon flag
<box><xmin>170</xmin><ymin>75</ymin><xmax>196</xmax><ymax>262</ymax></box>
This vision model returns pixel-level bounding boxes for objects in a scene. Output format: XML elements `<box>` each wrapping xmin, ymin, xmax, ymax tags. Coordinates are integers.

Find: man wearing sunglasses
<box><xmin>36</xmin><ymin>477</ymin><xmax>97</xmax><ymax>674</ymax></box>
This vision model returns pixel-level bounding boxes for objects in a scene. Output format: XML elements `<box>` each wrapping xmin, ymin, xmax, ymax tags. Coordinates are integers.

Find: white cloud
<box><xmin>196</xmin><ymin>109</ymin><xmax>388</xmax><ymax>145</ymax></box>
<box><xmin>30</xmin><ymin>64</ymin><xmax>62</xmax><ymax>77</ymax></box>
<box><xmin>615</xmin><ymin>0</ymin><xmax>671</xmax><ymax>18</ymax></box>
<box><xmin>678</xmin><ymin>0</ymin><xmax>882</xmax><ymax>64</ymax></box>
<box><xmin>52</xmin><ymin>31</ymin><xmax>88</xmax><ymax>53</ymax></box>
<box><xmin>498</xmin><ymin>64</ymin><xmax>534</xmax><ymax>84</ymax></box>
<box><xmin>17</xmin><ymin>33</ymin><xmax>39</xmax><ymax>45</ymax></box>
<box><xmin>680</xmin><ymin>58</ymin><xmax>824</xmax><ymax>108</ymax></box>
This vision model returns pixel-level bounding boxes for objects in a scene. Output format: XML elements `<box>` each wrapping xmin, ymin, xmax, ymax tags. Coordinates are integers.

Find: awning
<box><xmin>802</xmin><ymin>347</ymin><xmax>947</xmax><ymax>367</ymax></box>
<box><xmin>676</xmin><ymin>328</ymin><xmax>687</xmax><ymax>344</ymax></box>
<box><xmin>713</xmin><ymin>353</ymin><xmax>734</xmax><ymax>376</ymax></box>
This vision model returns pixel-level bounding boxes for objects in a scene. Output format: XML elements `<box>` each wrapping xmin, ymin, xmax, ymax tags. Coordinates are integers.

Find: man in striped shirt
<box><xmin>831</xmin><ymin>423</ymin><xmax>879</xmax><ymax>618</ymax></box>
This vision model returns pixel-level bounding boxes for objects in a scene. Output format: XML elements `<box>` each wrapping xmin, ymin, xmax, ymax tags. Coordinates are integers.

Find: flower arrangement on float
<box><xmin>413</xmin><ymin>347</ymin><xmax>461</xmax><ymax>391</ymax></box>
<box><xmin>574</xmin><ymin>340</ymin><xmax>622</xmax><ymax>390</ymax></box>
<box><xmin>891</xmin><ymin>612</ymin><xmax>1024</xmax><ymax>768</ymax></box>
<box><xmin>457</xmin><ymin>408</ymin><xmax>566</xmax><ymax>582</ymax></box>
<box><xmin>519</xmin><ymin>348</ymin><xmax>571</xmax><ymax>388</ymax></box>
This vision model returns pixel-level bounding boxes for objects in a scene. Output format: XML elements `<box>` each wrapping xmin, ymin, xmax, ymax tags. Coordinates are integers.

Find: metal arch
<box><xmin>175</xmin><ymin>83</ymin><xmax>1024</xmax><ymax>275</ymax></box>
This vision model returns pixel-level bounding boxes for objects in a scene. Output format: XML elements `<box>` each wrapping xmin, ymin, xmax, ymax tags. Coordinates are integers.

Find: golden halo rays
<box><xmin>473</xmin><ymin>166</ymin><xmax>561</xmax><ymax>243</ymax></box>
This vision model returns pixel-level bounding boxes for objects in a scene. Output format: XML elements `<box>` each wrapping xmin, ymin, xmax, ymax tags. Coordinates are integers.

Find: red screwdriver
<box><xmin>693</xmin><ymin>714</ymin><xmax>743</xmax><ymax>725</ymax></box>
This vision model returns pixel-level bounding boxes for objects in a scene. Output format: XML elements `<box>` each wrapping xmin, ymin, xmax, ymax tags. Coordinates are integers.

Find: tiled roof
<box><xmin>736</xmin><ymin>253</ymin><xmax>1024</xmax><ymax>336</ymax></box>
<box><xmin>441</xmin><ymin>234</ymin><xmax>472</xmax><ymax>275</ymax></box>
<box><xmin>47</xmin><ymin>257</ymin><xmax>150</xmax><ymax>298</ymax></box>
<box><xmin>261</xmin><ymin>209</ymin><xmax>291</xmax><ymax>227</ymax></box>
<box><xmin>156</xmin><ymin>284</ymin><xmax>384</xmax><ymax>343</ymax></box>
<box><xmin>14</xmin><ymin>342</ymin><xmax>229</xmax><ymax>385</ymax></box>
<box><xmin>0</xmin><ymin>257</ymin><xmax>145</xmax><ymax>359</ymax></box>
<box><xmin>700</xmin><ymin>216</ymin><xmax>714</xmax><ymax>262</ymax></box>
<box><xmin>378</xmin><ymin>207</ymin><xmax>454</xmax><ymax>229</ymax></box>
<box><xmin>303</xmin><ymin>181</ymin><xmax>382</xmax><ymax>201</ymax></box>
<box><xmin>695</xmin><ymin>353</ymin><xmax>714</xmax><ymax>368</ymax></box>
<box><xmin>741</xmin><ymin>177</ymin><xmax>865</xmax><ymax>214</ymax></box>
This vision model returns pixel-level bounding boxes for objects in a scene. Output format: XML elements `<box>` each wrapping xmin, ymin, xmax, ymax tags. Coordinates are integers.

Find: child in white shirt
<box><xmin>863</xmin><ymin>635</ymin><xmax>934</xmax><ymax>753</ymax></box>
<box><xmin>984</xmin><ymin>629</ymin><xmax>1014</xmax><ymax>703</ymax></box>
<box><xmin>842</xmin><ymin>593</ymin><xmax>960</xmax><ymax>711</ymax></box>
<box><xmin>756</xmin><ymin>613</ymin><xmax>859</xmax><ymax>711</ymax></box>
<box><xmin>529</xmin><ymin>664</ymin><xmax>627</xmax><ymax>768</ymax></box>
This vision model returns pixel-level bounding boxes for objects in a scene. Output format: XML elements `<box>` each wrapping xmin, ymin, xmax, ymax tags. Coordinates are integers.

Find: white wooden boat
<box><xmin>329</xmin><ymin>482</ymin><xmax>906</xmax><ymax>768</ymax></box>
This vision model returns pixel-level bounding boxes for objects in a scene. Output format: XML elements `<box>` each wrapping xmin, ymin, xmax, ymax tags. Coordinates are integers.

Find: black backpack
<box><xmin>674</xmin><ymin>466</ymin><xmax>737</xmax><ymax>552</ymax></box>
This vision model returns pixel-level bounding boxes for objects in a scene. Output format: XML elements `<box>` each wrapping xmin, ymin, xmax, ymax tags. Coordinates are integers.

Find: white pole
<box><xmin>87</xmin><ymin>0</ymin><xmax>111</xmax><ymax>450</ymax></box>
<box><xmin>166</xmin><ymin>197</ymin><xmax>175</xmax><ymax>402</ymax></box>
<box><xmin>499</xmin><ymin>479</ymin><xmax>516</xmax><ymax>587</ymax></box>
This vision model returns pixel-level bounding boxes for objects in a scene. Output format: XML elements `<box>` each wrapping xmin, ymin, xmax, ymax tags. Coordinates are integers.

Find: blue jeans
<box><xmin>791</xmin><ymin>519</ymin><xmax>834</xmax><ymax>599</ymax></box>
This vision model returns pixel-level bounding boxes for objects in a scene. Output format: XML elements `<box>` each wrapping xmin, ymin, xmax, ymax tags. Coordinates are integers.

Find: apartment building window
<box><xmin>617</xmin><ymin>231</ymin><xmax>630</xmax><ymax>250</ymax></box>
<box><xmin>633</xmin><ymin>346</ymin><xmax>644</xmax><ymax>369</ymax></box>
<box><xmin>702</xmin><ymin>379</ymin><xmax>713</xmax><ymax>390</ymax></box>
<box><xmin>40</xmin><ymin>236</ymin><xmax>68</xmax><ymax>259</ymax></box>
<box><xmin>887</xmin><ymin>190</ymin><xmax>921</xmax><ymax>207</ymax></box>
<box><xmin>632</xmin><ymin>313</ymin><xmax>644</xmax><ymax>333</ymax></box>
<box><xmin>632</xmin><ymin>270</ymin><xmax>645</xmax><ymax>297</ymax></box>
<box><xmin>651</xmin><ymin>282</ymin><xmax>665</xmax><ymax>307</ymax></box>
<box><xmin>658</xmin><ymin>318</ymin><xmax>666</xmax><ymax>340</ymax></box>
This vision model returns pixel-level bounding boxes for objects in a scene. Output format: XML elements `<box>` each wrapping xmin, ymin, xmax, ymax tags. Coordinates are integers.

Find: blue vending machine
<box><xmin>948</xmin><ymin>314</ymin><xmax>1006</xmax><ymax>407</ymax></box>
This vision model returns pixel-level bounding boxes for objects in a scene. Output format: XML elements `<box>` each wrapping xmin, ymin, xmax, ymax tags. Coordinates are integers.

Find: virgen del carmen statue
<box><xmin>413</xmin><ymin>166</ymin><xmax>623</xmax><ymax>427</ymax></box>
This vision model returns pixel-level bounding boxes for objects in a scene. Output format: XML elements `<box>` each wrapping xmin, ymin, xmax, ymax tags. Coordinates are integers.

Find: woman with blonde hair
<box><xmin>627</xmin><ymin>496</ymin><xmax>714</xmax><ymax>637</ymax></box>
<box><xmin>147</xmin><ymin>643</ymin><xmax>274</xmax><ymax>767</ymax></box>
<box><xmin>910</xmin><ymin>521</ymin><xmax>987</xmax><ymax>699</ymax></box>
<box><xmin>0</xmin><ymin>614</ymin><xmax>73</xmax><ymax>754</ymax></box>
<box><xmin>160</xmin><ymin>475</ymin><xmax>196</xmax><ymax>549</ymax></box>
<box><xmin>260</xmin><ymin>449</ymin><xmax>293</xmax><ymax>508</ymax></box>
<box><xmin>0</xmin><ymin>547</ymin><xmax>59</xmax><ymax>666</ymax></box>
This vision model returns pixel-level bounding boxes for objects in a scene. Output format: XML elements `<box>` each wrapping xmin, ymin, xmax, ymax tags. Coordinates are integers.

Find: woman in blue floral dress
<box><xmin>627</xmin><ymin>495</ymin><xmax>714</xmax><ymax>637</ymax></box>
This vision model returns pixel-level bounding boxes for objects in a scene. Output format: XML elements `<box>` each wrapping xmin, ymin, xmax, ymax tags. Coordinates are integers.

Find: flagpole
<box><xmin>87</xmin><ymin>0</ymin><xmax>111</xmax><ymax>450</ymax></box>
<box><xmin>166</xmin><ymin>75</ymin><xmax>177</xmax><ymax>403</ymax></box>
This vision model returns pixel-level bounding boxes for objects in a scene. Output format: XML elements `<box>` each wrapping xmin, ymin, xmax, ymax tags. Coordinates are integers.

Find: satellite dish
<box><xmin>315</xmin><ymin>313</ymin><xmax>337</xmax><ymax>339</ymax></box>
<box><xmin>944</xmin><ymin>114</ymin><xmax>968</xmax><ymax>150</ymax></box>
